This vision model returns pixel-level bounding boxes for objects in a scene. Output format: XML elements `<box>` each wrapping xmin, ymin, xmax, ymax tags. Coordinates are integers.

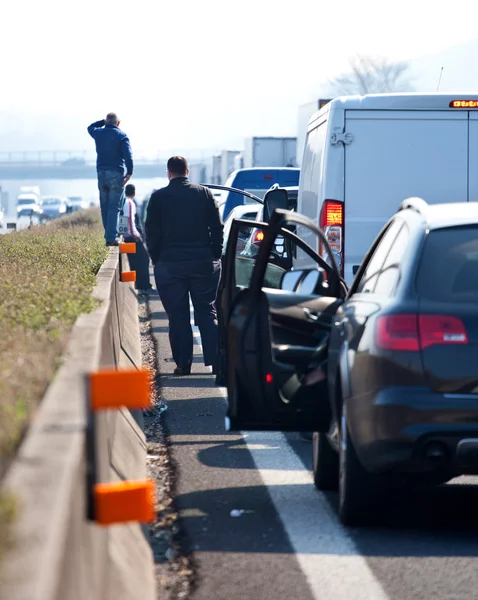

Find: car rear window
<box><xmin>416</xmin><ymin>226</ymin><xmax>478</xmax><ymax>302</ymax></box>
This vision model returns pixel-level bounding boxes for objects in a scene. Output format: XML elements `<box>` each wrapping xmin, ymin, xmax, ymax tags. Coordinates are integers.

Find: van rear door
<box><xmin>468</xmin><ymin>111</ymin><xmax>478</xmax><ymax>201</ymax></box>
<box><xmin>343</xmin><ymin>110</ymin><xmax>469</xmax><ymax>281</ymax></box>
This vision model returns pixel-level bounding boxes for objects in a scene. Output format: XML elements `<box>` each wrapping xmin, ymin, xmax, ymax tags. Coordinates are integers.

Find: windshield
<box><xmin>68</xmin><ymin>197</ymin><xmax>83</xmax><ymax>203</ymax></box>
<box><xmin>42</xmin><ymin>198</ymin><xmax>62</xmax><ymax>206</ymax></box>
<box><xmin>17</xmin><ymin>198</ymin><xmax>36</xmax><ymax>205</ymax></box>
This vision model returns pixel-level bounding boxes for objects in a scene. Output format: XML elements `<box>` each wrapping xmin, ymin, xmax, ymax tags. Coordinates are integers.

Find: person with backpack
<box><xmin>121</xmin><ymin>184</ymin><xmax>153</xmax><ymax>295</ymax></box>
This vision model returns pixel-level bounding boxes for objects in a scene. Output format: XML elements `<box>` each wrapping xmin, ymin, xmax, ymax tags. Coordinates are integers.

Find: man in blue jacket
<box><xmin>88</xmin><ymin>113</ymin><xmax>133</xmax><ymax>246</ymax></box>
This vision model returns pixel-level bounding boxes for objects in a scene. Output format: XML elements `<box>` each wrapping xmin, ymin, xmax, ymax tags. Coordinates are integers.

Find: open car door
<box><xmin>224</xmin><ymin>209</ymin><xmax>347</xmax><ymax>432</ymax></box>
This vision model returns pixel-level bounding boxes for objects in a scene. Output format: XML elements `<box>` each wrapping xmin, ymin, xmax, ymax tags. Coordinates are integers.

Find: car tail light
<box><xmin>418</xmin><ymin>315</ymin><xmax>468</xmax><ymax>349</ymax></box>
<box><xmin>376</xmin><ymin>314</ymin><xmax>468</xmax><ymax>351</ymax></box>
<box><xmin>253</xmin><ymin>230</ymin><xmax>265</xmax><ymax>243</ymax></box>
<box><xmin>376</xmin><ymin>314</ymin><xmax>420</xmax><ymax>351</ymax></box>
<box><xmin>319</xmin><ymin>200</ymin><xmax>344</xmax><ymax>277</ymax></box>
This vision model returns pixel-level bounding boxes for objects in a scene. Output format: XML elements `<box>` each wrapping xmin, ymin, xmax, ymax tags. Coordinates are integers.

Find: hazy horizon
<box><xmin>2</xmin><ymin>0</ymin><xmax>478</xmax><ymax>155</ymax></box>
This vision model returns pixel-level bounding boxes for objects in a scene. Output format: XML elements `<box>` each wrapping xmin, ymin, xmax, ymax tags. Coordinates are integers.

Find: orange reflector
<box><xmin>121</xmin><ymin>270</ymin><xmax>136</xmax><ymax>282</ymax></box>
<box><xmin>322</xmin><ymin>201</ymin><xmax>343</xmax><ymax>227</ymax></box>
<box><xmin>255</xmin><ymin>230</ymin><xmax>265</xmax><ymax>242</ymax></box>
<box><xmin>94</xmin><ymin>479</ymin><xmax>155</xmax><ymax>525</ymax></box>
<box><xmin>89</xmin><ymin>368</ymin><xmax>152</xmax><ymax>410</ymax></box>
<box><xmin>120</xmin><ymin>242</ymin><xmax>137</xmax><ymax>254</ymax></box>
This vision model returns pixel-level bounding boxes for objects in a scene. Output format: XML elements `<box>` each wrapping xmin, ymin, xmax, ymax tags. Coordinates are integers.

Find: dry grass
<box><xmin>0</xmin><ymin>209</ymin><xmax>108</xmax><ymax>554</ymax></box>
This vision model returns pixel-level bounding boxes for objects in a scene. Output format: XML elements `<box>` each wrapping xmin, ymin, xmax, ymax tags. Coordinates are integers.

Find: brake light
<box><xmin>265</xmin><ymin>373</ymin><xmax>273</xmax><ymax>384</ymax></box>
<box><xmin>264</xmin><ymin>174</ymin><xmax>273</xmax><ymax>180</ymax></box>
<box><xmin>319</xmin><ymin>200</ymin><xmax>344</xmax><ymax>277</ymax></box>
<box><xmin>322</xmin><ymin>201</ymin><xmax>343</xmax><ymax>226</ymax></box>
<box><xmin>376</xmin><ymin>315</ymin><xmax>420</xmax><ymax>351</ymax></box>
<box><xmin>418</xmin><ymin>315</ymin><xmax>468</xmax><ymax>349</ymax></box>
<box><xmin>254</xmin><ymin>230</ymin><xmax>265</xmax><ymax>242</ymax></box>
<box><xmin>376</xmin><ymin>314</ymin><xmax>468</xmax><ymax>351</ymax></box>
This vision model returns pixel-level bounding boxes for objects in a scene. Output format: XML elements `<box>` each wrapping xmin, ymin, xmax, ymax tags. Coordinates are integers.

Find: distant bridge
<box><xmin>0</xmin><ymin>150</ymin><xmax>213</xmax><ymax>180</ymax></box>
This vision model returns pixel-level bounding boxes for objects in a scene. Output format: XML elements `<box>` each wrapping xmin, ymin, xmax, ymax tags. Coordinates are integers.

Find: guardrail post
<box><xmin>85</xmin><ymin>368</ymin><xmax>155</xmax><ymax>526</ymax></box>
<box><xmin>119</xmin><ymin>242</ymin><xmax>136</xmax><ymax>283</ymax></box>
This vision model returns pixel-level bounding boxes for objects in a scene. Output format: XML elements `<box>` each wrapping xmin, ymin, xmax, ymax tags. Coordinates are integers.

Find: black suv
<box><xmin>217</xmin><ymin>197</ymin><xmax>478</xmax><ymax>526</ymax></box>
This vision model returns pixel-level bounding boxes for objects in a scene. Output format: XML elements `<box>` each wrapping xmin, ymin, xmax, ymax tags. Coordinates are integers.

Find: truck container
<box><xmin>233</xmin><ymin>153</ymin><xmax>244</xmax><ymax>171</ymax></box>
<box><xmin>220</xmin><ymin>150</ymin><xmax>241</xmax><ymax>184</ymax></box>
<box><xmin>188</xmin><ymin>162</ymin><xmax>207</xmax><ymax>184</ymax></box>
<box><xmin>210</xmin><ymin>153</ymin><xmax>222</xmax><ymax>184</ymax></box>
<box><xmin>243</xmin><ymin>137</ymin><xmax>297</xmax><ymax>168</ymax></box>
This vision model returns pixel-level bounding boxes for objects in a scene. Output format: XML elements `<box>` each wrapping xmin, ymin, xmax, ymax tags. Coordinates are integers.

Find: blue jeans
<box><xmin>97</xmin><ymin>170</ymin><xmax>124</xmax><ymax>242</ymax></box>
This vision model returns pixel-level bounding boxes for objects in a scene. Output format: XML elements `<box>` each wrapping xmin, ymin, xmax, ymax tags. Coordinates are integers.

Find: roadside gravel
<box><xmin>139</xmin><ymin>298</ymin><xmax>195</xmax><ymax>600</ymax></box>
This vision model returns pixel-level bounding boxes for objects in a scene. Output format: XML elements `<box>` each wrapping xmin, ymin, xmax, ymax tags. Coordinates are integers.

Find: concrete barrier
<box><xmin>0</xmin><ymin>251</ymin><xmax>155</xmax><ymax>600</ymax></box>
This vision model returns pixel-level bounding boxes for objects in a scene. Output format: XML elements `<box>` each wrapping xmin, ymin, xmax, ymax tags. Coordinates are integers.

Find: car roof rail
<box><xmin>398</xmin><ymin>197</ymin><xmax>429</xmax><ymax>215</ymax></box>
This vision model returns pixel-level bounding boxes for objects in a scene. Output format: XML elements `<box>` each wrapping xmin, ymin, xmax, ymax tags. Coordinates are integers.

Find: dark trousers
<box><xmin>124</xmin><ymin>236</ymin><xmax>152</xmax><ymax>290</ymax></box>
<box><xmin>154</xmin><ymin>259</ymin><xmax>221</xmax><ymax>368</ymax></box>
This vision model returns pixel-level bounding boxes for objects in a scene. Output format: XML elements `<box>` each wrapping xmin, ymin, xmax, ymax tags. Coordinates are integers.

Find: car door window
<box><xmin>231</xmin><ymin>220</ymin><xmax>287</xmax><ymax>290</ymax></box>
<box><xmin>374</xmin><ymin>223</ymin><xmax>410</xmax><ymax>296</ymax></box>
<box><xmin>354</xmin><ymin>219</ymin><xmax>403</xmax><ymax>294</ymax></box>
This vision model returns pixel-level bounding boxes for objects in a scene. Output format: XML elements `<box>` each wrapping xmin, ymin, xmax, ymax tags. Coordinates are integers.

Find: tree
<box><xmin>327</xmin><ymin>54</ymin><xmax>414</xmax><ymax>96</ymax></box>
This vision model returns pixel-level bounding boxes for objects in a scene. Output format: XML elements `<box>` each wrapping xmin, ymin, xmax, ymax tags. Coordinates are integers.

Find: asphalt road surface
<box><xmin>149</xmin><ymin>293</ymin><xmax>478</xmax><ymax>600</ymax></box>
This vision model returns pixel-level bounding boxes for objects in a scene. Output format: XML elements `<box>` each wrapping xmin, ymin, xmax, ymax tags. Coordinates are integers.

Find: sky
<box><xmin>1</xmin><ymin>0</ymin><xmax>478</xmax><ymax>155</ymax></box>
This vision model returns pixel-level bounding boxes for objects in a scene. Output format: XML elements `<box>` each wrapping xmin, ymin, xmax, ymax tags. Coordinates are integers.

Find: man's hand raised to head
<box><xmin>122</xmin><ymin>174</ymin><xmax>132</xmax><ymax>187</ymax></box>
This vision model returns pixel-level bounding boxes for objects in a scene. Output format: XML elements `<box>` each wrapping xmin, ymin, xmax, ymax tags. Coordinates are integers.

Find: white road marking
<box><xmin>186</xmin><ymin>310</ymin><xmax>389</xmax><ymax>600</ymax></box>
<box><xmin>242</xmin><ymin>430</ymin><xmax>389</xmax><ymax>599</ymax></box>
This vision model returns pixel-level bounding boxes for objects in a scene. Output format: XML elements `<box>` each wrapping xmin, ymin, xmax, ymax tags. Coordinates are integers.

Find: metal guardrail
<box><xmin>0</xmin><ymin>149</ymin><xmax>220</xmax><ymax>166</ymax></box>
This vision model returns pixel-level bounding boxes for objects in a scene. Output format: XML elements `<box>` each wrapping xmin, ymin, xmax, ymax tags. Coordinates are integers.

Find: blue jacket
<box><xmin>87</xmin><ymin>120</ymin><xmax>133</xmax><ymax>175</ymax></box>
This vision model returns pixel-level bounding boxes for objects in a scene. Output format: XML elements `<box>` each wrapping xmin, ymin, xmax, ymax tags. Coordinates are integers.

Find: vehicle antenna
<box><xmin>436</xmin><ymin>67</ymin><xmax>444</xmax><ymax>92</ymax></box>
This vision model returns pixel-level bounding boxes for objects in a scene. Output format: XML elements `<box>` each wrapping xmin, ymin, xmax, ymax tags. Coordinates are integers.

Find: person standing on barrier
<box><xmin>145</xmin><ymin>156</ymin><xmax>223</xmax><ymax>376</ymax></box>
<box><xmin>122</xmin><ymin>184</ymin><xmax>153</xmax><ymax>296</ymax></box>
<box><xmin>87</xmin><ymin>112</ymin><xmax>133</xmax><ymax>246</ymax></box>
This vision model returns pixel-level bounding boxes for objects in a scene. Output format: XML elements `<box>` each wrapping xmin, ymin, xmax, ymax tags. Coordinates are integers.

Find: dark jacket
<box><xmin>87</xmin><ymin>120</ymin><xmax>133</xmax><ymax>175</ymax></box>
<box><xmin>145</xmin><ymin>177</ymin><xmax>223</xmax><ymax>264</ymax></box>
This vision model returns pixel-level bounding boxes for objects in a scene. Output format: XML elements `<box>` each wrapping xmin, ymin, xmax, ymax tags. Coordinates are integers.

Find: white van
<box><xmin>297</xmin><ymin>93</ymin><xmax>478</xmax><ymax>284</ymax></box>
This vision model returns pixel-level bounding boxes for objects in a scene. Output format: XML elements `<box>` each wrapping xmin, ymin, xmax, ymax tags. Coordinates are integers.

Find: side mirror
<box><xmin>263</xmin><ymin>188</ymin><xmax>290</xmax><ymax>222</ymax></box>
<box><xmin>281</xmin><ymin>270</ymin><xmax>303</xmax><ymax>292</ymax></box>
<box><xmin>280</xmin><ymin>269</ymin><xmax>326</xmax><ymax>294</ymax></box>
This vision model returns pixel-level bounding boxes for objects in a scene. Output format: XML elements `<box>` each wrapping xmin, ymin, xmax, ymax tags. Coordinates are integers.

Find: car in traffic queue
<box><xmin>16</xmin><ymin>194</ymin><xmax>41</xmax><ymax>215</ymax></box>
<box><xmin>67</xmin><ymin>196</ymin><xmax>89</xmax><ymax>212</ymax></box>
<box><xmin>223</xmin><ymin>204</ymin><xmax>261</xmax><ymax>254</ymax></box>
<box><xmin>241</xmin><ymin>185</ymin><xmax>299</xmax><ymax>263</ymax></box>
<box><xmin>216</xmin><ymin>193</ymin><xmax>478</xmax><ymax>527</ymax></box>
<box><xmin>221</xmin><ymin>167</ymin><xmax>300</xmax><ymax>221</ymax></box>
<box><xmin>39</xmin><ymin>196</ymin><xmax>70</xmax><ymax>220</ymax></box>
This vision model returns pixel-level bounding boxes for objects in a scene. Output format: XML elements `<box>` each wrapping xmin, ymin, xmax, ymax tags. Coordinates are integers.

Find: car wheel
<box><xmin>313</xmin><ymin>432</ymin><xmax>339</xmax><ymax>491</ymax></box>
<box><xmin>338</xmin><ymin>404</ymin><xmax>388</xmax><ymax>526</ymax></box>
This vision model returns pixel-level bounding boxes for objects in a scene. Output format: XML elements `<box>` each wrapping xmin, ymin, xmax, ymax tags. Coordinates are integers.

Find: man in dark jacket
<box><xmin>88</xmin><ymin>112</ymin><xmax>133</xmax><ymax>246</ymax></box>
<box><xmin>145</xmin><ymin>156</ymin><xmax>223</xmax><ymax>376</ymax></box>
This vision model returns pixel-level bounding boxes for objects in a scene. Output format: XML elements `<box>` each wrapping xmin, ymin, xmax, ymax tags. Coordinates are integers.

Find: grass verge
<box><xmin>0</xmin><ymin>209</ymin><xmax>108</xmax><ymax>556</ymax></box>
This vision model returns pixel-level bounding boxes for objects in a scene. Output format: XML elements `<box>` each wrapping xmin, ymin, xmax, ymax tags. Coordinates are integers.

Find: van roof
<box><xmin>312</xmin><ymin>93</ymin><xmax>478</xmax><ymax>121</ymax></box>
